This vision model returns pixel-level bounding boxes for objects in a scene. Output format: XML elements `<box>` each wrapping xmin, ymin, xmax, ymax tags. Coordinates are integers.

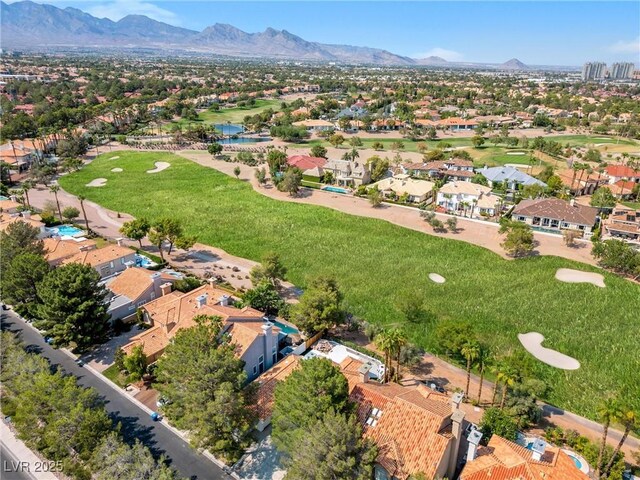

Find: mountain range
<box><xmin>1</xmin><ymin>1</ymin><xmax>531</xmax><ymax>69</ymax></box>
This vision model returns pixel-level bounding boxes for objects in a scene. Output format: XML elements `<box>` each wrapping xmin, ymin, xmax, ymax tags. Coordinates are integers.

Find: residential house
<box><xmin>351</xmin><ymin>383</ymin><xmax>466</xmax><ymax>480</ymax></box>
<box><xmin>459</xmin><ymin>434</ymin><xmax>589</xmax><ymax>480</ymax></box>
<box><xmin>286</xmin><ymin>155</ymin><xmax>327</xmax><ymax>179</ymax></box>
<box><xmin>0</xmin><ymin>212</ymin><xmax>47</xmax><ymax>237</ymax></box>
<box><xmin>403</xmin><ymin>159</ymin><xmax>474</xmax><ymax>182</ymax></box>
<box><xmin>103</xmin><ymin>267</ymin><xmax>179</xmax><ymax>320</ymax></box>
<box><xmin>0</xmin><ymin>197</ymin><xmax>22</xmax><ymax>214</ymax></box>
<box><xmin>62</xmin><ymin>243</ymin><xmax>136</xmax><ymax>278</ymax></box>
<box><xmin>292</xmin><ymin>119</ymin><xmax>334</xmax><ymax>132</ymax></box>
<box><xmin>512</xmin><ymin>198</ymin><xmax>598</xmax><ymax>235</ymax></box>
<box><xmin>323</xmin><ymin>159</ymin><xmax>371</xmax><ymax>186</ymax></box>
<box><xmin>603</xmin><ymin>207</ymin><xmax>640</xmax><ymax>245</ymax></box>
<box><xmin>0</xmin><ymin>145</ymin><xmax>34</xmax><ymax>171</ymax></box>
<box><xmin>371</xmin><ymin>174</ymin><xmax>435</xmax><ymax>203</ymax></box>
<box><xmin>122</xmin><ymin>284</ymin><xmax>280</xmax><ymax>381</ymax></box>
<box><xmin>479</xmin><ymin>166</ymin><xmax>547</xmax><ymax>191</ymax></box>
<box><xmin>43</xmin><ymin>236</ymin><xmax>97</xmax><ymax>266</ymax></box>
<box><xmin>605</xmin><ymin>164</ymin><xmax>640</xmax><ymax>185</ymax></box>
<box><xmin>437</xmin><ymin>181</ymin><xmax>502</xmax><ymax>218</ymax></box>
<box><xmin>438</xmin><ymin>117</ymin><xmax>477</xmax><ymax>131</ymax></box>
<box><xmin>336</xmin><ymin>106</ymin><xmax>368</xmax><ymax>120</ymax></box>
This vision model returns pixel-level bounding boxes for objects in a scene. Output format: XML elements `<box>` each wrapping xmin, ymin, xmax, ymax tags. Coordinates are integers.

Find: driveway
<box><xmin>0</xmin><ymin>310</ymin><xmax>231</xmax><ymax>480</ymax></box>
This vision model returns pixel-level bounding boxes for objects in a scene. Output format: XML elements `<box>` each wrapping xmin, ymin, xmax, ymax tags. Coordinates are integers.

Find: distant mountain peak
<box><xmin>417</xmin><ymin>55</ymin><xmax>449</xmax><ymax>65</ymax></box>
<box><xmin>501</xmin><ymin>58</ymin><xmax>529</xmax><ymax>70</ymax></box>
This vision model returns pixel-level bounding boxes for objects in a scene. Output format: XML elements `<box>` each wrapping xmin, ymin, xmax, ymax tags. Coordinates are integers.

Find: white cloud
<box><xmin>85</xmin><ymin>0</ymin><xmax>180</xmax><ymax>24</ymax></box>
<box><xmin>608</xmin><ymin>37</ymin><xmax>640</xmax><ymax>54</ymax></box>
<box><xmin>413</xmin><ymin>47</ymin><xmax>464</xmax><ymax>61</ymax></box>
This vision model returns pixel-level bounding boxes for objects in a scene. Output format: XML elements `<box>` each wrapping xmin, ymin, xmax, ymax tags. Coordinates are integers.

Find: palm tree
<box><xmin>490</xmin><ymin>362</ymin><xmax>501</xmax><ymax>406</ymax></box>
<box><xmin>77</xmin><ymin>194</ymin><xmax>90</xmax><ymax>232</ymax></box>
<box><xmin>476</xmin><ymin>346</ymin><xmax>488</xmax><ymax>404</ymax></box>
<box><xmin>595</xmin><ymin>398</ymin><xmax>623</xmax><ymax>477</ymax></box>
<box><xmin>21</xmin><ymin>180</ymin><xmax>34</xmax><ymax>209</ymax></box>
<box><xmin>49</xmin><ymin>185</ymin><xmax>63</xmax><ymax>221</ymax></box>
<box><xmin>375</xmin><ymin>329</ymin><xmax>394</xmax><ymax>383</ymax></box>
<box><xmin>461</xmin><ymin>340</ymin><xmax>480</xmax><ymax>400</ymax></box>
<box><xmin>602</xmin><ymin>408</ymin><xmax>637</xmax><ymax>478</ymax></box>
<box><xmin>496</xmin><ymin>365</ymin><xmax>518</xmax><ymax>409</ymax></box>
<box><xmin>390</xmin><ymin>329</ymin><xmax>407</xmax><ymax>382</ymax></box>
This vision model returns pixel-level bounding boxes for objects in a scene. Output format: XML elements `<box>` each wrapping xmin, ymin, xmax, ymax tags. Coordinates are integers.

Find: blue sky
<box><xmin>11</xmin><ymin>1</ymin><xmax>640</xmax><ymax>65</ymax></box>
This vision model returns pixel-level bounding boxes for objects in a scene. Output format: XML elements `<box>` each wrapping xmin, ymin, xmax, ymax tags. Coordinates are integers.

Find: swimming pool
<box><xmin>271</xmin><ymin>320</ymin><xmax>299</xmax><ymax>336</ymax></box>
<box><xmin>0</xmin><ymin>195</ymin><xmax>9</xmax><ymax>201</ymax></box>
<box><xmin>322</xmin><ymin>186</ymin><xmax>349</xmax><ymax>194</ymax></box>
<box><xmin>562</xmin><ymin>449</ymin><xmax>589</xmax><ymax>473</ymax></box>
<box><xmin>135</xmin><ymin>253</ymin><xmax>157</xmax><ymax>268</ymax></box>
<box><xmin>47</xmin><ymin>225</ymin><xmax>85</xmax><ymax>237</ymax></box>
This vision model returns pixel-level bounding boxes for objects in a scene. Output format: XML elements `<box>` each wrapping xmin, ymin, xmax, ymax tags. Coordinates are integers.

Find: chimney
<box><xmin>22</xmin><ymin>210</ymin><xmax>31</xmax><ymax>220</ymax></box>
<box><xmin>219</xmin><ymin>294</ymin><xmax>230</xmax><ymax>306</ymax></box>
<box><xmin>467</xmin><ymin>429</ymin><xmax>483</xmax><ymax>462</ymax></box>
<box><xmin>160</xmin><ymin>282</ymin><xmax>172</xmax><ymax>296</ymax></box>
<box><xmin>569</xmin><ymin>199</ymin><xmax>575</xmax><ymax>207</ymax></box>
<box><xmin>531</xmin><ymin>438</ymin><xmax>546</xmax><ymax>461</ymax></box>
<box><xmin>358</xmin><ymin>362</ymin><xmax>371</xmax><ymax>383</ymax></box>
<box><xmin>116</xmin><ymin>237</ymin><xmax>124</xmax><ymax>246</ymax></box>
<box><xmin>9</xmin><ymin>195</ymin><xmax>17</xmax><ymax>202</ymax></box>
<box><xmin>451</xmin><ymin>392</ymin><xmax>464</xmax><ymax>413</ymax></box>
<box><xmin>447</xmin><ymin>409</ymin><xmax>466</xmax><ymax>479</ymax></box>
<box><xmin>195</xmin><ymin>294</ymin><xmax>208</xmax><ymax>308</ymax></box>
<box><xmin>262</xmin><ymin>322</ymin><xmax>274</xmax><ymax>370</ymax></box>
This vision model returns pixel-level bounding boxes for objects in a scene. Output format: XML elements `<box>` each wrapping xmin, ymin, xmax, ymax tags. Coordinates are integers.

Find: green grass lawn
<box><xmin>59</xmin><ymin>151</ymin><xmax>640</xmax><ymax>419</ymax></box>
<box><xmin>198</xmin><ymin>99</ymin><xmax>281</xmax><ymax>124</ymax></box>
<box><xmin>543</xmin><ymin>135</ymin><xmax>637</xmax><ymax>146</ymax></box>
<box><xmin>102</xmin><ymin>364</ymin><xmax>128</xmax><ymax>388</ymax></box>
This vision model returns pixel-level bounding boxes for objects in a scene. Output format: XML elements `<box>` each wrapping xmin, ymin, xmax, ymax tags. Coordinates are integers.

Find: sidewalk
<box><xmin>0</xmin><ymin>421</ymin><xmax>60</xmax><ymax>480</ymax></box>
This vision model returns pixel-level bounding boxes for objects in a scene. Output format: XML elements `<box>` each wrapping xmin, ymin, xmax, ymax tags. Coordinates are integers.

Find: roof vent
<box><xmin>531</xmin><ymin>439</ymin><xmax>546</xmax><ymax>461</ymax></box>
<box><xmin>195</xmin><ymin>294</ymin><xmax>208</xmax><ymax>308</ymax></box>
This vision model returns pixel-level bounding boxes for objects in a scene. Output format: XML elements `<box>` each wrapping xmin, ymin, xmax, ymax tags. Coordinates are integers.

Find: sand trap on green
<box><xmin>518</xmin><ymin>332</ymin><xmax>580</xmax><ymax>370</ymax></box>
<box><xmin>147</xmin><ymin>162</ymin><xmax>170</xmax><ymax>173</ymax></box>
<box><xmin>555</xmin><ymin>268</ymin><xmax>605</xmax><ymax>288</ymax></box>
<box><xmin>111</xmin><ymin>168</ymin><xmax>123</xmax><ymax>173</ymax></box>
<box><xmin>86</xmin><ymin>178</ymin><xmax>107</xmax><ymax>187</ymax></box>
<box><xmin>109</xmin><ymin>156</ymin><xmax>120</xmax><ymax>160</ymax></box>
<box><xmin>506</xmin><ymin>151</ymin><xmax>526</xmax><ymax>155</ymax></box>
<box><xmin>429</xmin><ymin>273</ymin><xmax>446</xmax><ymax>284</ymax></box>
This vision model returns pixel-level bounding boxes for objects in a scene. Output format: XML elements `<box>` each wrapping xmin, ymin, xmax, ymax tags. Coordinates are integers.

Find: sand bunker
<box><xmin>147</xmin><ymin>162</ymin><xmax>170</xmax><ymax>173</ymax></box>
<box><xmin>86</xmin><ymin>178</ymin><xmax>107</xmax><ymax>187</ymax></box>
<box><xmin>429</xmin><ymin>273</ymin><xmax>446</xmax><ymax>284</ymax></box>
<box><xmin>109</xmin><ymin>156</ymin><xmax>120</xmax><ymax>160</ymax></box>
<box><xmin>111</xmin><ymin>168</ymin><xmax>123</xmax><ymax>173</ymax></box>
<box><xmin>555</xmin><ymin>268</ymin><xmax>605</xmax><ymax>288</ymax></box>
<box><xmin>518</xmin><ymin>332</ymin><xmax>580</xmax><ymax>370</ymax></box>
<box><xmin>506</xmin><ymin>151</ymin><xmax>526</xmax><ymax>155</ymax></box>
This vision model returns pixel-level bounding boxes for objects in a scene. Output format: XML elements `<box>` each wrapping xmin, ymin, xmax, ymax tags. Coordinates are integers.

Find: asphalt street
<box><xmin>0</xmin><ymin>310</ymin><xmax>231</xmax><ymax>480</ymax></box>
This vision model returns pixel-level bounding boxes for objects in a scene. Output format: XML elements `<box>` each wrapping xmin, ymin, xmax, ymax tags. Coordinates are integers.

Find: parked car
<box><xmin>422</xmin><ymin>380</ymin><xmax>446</xmax><ymax>393</ymax></box>
<box><xmin>44</xmin><ymin>337</ymin><xmax>54</xmax><ymax>345</ymax></box>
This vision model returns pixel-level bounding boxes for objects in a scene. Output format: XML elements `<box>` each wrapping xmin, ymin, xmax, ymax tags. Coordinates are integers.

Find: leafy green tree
<box><xmin>255</xmin><ymin>167</ymin><xmax>267</xmax><ymax>186</ymax></box>
<box><xmin>367</xmin><ymin>155</ymin><xmax>390</xmax><ymax>182</ymax></box>
<box><xmin>62</xmin><ymin>206</ymin><xmax>80</xmax><ymax>223</ymax></box>
<box><xmin>368</xmin><ymin>187</ymin><xmax>383</xmax><ymax>207</ymax></box>
<box><xmin>266</xmin><ymin>149</ymin><xmax>288</xmax><ymax>176</ymax></box>
<box><xmin>461</xmin><ymin>340</ymin><xmax>480</xmax><ymax>399</ymax></box>
<box><xmin>278</xmin><ymin>167</ymin><xmax>303</xmax><ymax>196</ymax></box>
<box><xmin>91</xmin><ymin>432</ymin><xmax>178</xmax><ymax>480</ymax></box>
<box><xmin>501</xmin><ymin>222</ymin><xmax>534</xmax><ymax>257</ymax></box>
<box><xmin>590</xmin><ymin>187</ymin><xmax>617</xmax><ymax>209</ymax></box>
<box><xmin>372</xmin><ymin>141</ymin><xmax>384</xmax><ymax>151</ymax></box>
<box><xmin>480</xmin><ymin>407</ymin><xmax>519</xmax><ymax>441</ymax></box>
<box><xmin>328</xmin><ymin>134</ymin><xmax>345</xmax><ymax>148</ymax></box>
<box><xmin>349</xmin><ymin>136</ymin><xmax>363</xmax><ymax>147</ymax></box>
<box><xmin>233</xmin><ymin>166</ymin><xmax>241</xmax><ymax>178</ymax></box>
<box><xmin>272</xmin><ymin>358</ymin><xmax>350</xmax><ymax>455</ymax></box>
<box><xmin>119</xmin><ymin>217</ymin><xmax>150</xmax><ymax>248</ymax></box>
<box><xmin>0</xmin><ymin>220</ymin><xmax>46</xmax><ymax>272</ymax></box>
<box><xmin>207</xmin><ymin>143</ymin><xmax>223</xmax><ymax>156</ymax></box>
<box><xmin>173</xmin><ymin>276</ymin><xmax>202</xmax><ymax>293</ymax></box>
<box><xmin>310</xmin><ymin>145</ymin><xmax>328</xmax><ymax>158</ymax></box>
<box><xmin>123</xmin><ymin>345</ymin><xmax>148</xmax><ymax>382</ymax></box>
<box><xmin>471</xmin><ymin>135</ymin><xmax>485</xmax><ymax>148</ymax></box>
<box><xmin>592</xmin><ymin>239</ymin><xmax>640</xmax><ymax>277</ymax></box>
<box><xmin>250</xmin><ymin>251</ymin><xmax>287</xmax><ymax>286</ymax></box>
<box><xmin>446</xmin><ymin>217</ymin><xmax>458</xmax><ymax>232</ymax></box>
<box><xmin>148</xmin><ymin>217</ymin><xmax>195</xmax><ymax>260</ymax></box>
<box><xmin>283</xmin><ymin>410</ymin><xmax>377</xmax><ymax>480</ymax></box>
<box><xmin>242</xmin><ymin>281</ymin><xmax>285</xmax><ymax>315</ymax></box>
<box><xmin>435</xmin><ymin>319</ymin><xmax>474</xmax><ymax>360</ymax></box>
<box><xmin>0</xmin><ymin>253</ymin><xmax>50</xmax><ymax>317</ymax></box>
<box><xmin>155</xmin><ymin>316</ymin><xmax>254</xmax><ymax>462</ymax></box>
<box><xmin>291</xmin><ymin>276</ymin><xmax>345</xmax><ymax>335</ymax></box>
<box><xmin>35</xmin><ymin>263</ymin><xmax>110</xmax><ymax>351</ymax></box>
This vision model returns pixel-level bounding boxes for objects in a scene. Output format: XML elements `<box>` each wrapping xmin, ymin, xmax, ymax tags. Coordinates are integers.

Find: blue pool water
<box><xmin>272</xmin><ymin>320</ymin><xmax>299</xmax><ymax>336</ymax></box>
<box><xmin>569</xmin><ymin>455</ymin><xmax>582</xmax><ymax>469</ymax></box>
<box><xmin>135</xmin><ymin>254</ymin><xmax>156</xmax><ymax>268</ymax></box>
<box><xmin>0</xmin><ymin>195</ymin><xmax>9</xmax><ymax>201</ymax></box>
<box><xmin>217</xmin><ymin>136</ymin><xmax>272</xmax><ymax>145</ymax></box>
<box><xmin>47</xmin><ymin>225</ymin><xmax>84</xmax><ymax>237</ymax></box>
<box><xmin>322</xmin><ymin>186</ymin><xmax>349</xmax><ymax>194</ymax></box>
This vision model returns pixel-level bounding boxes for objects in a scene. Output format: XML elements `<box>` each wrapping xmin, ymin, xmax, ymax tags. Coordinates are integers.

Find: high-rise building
<box><xmin>609</xmin><ymin>62</ymin><xmax>635</xmax><ymax>80</ymax></box>
<box><xmin>581</xmin><ymin>62</ymin><xmax>607</xmax><ymax>81</ymax></box>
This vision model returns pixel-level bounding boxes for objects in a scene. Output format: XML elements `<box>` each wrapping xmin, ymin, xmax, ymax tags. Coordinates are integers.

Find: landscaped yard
<box><xmin>103</xmin><ymin>363</ymin><xmax>128</xmax><ymax>388</ymax></box>
<box><xmin>59</xmin><ymin>151</ymin><xmax>640</xmax><ymax>419</ymax></box>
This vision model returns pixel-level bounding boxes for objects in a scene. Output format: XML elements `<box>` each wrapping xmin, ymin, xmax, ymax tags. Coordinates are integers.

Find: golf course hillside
<box><xmin>59</xmin><ymin>151</ymin><xmax>640</xmax><ymax>419</ymax></box>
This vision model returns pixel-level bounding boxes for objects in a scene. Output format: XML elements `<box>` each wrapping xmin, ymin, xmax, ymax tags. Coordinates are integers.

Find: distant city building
<box><xmin>609</xmin><ymin>62</ymin><xmax>635</xmax><ymax>80</ymax></box>
<box><xmin>581</xmin><ymin>62</ymin><xmax>606</xmax><ymax>81</ymax></box>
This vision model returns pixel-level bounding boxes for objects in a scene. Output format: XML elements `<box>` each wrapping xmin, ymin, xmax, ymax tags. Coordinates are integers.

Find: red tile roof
<box><xmin>287</xmin><ymin>155</ymin><xmax>327</xmax><ymax>171</ymax></box>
